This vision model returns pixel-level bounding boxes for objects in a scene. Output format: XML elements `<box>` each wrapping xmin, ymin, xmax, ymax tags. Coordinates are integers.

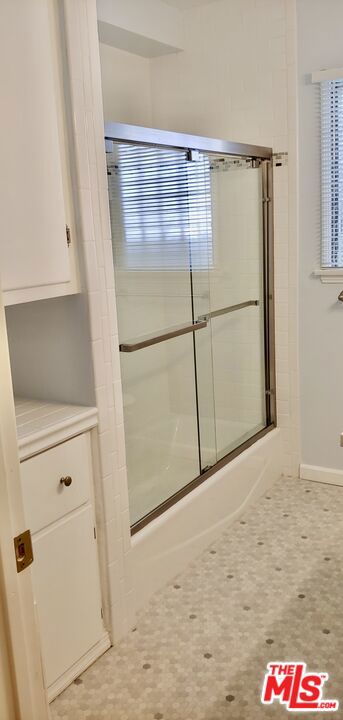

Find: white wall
<box><xmin>97</xmin><ymin>0</ymin><xmax>184</xmax><ymax>57</ymax></box>
<box><xmin>5</xmin><ymin>295</ymin><xmax>95</xmax><ymax>406</ymax></box>
<box><xmin>99</xmin><ymin>43</ymin><xmax>152</xmax><ymax>124</ymax></box>
<box><xmin>297</xmin><ymin>0</ymin><xmax>343</xmax><ymax>473</ymax></box>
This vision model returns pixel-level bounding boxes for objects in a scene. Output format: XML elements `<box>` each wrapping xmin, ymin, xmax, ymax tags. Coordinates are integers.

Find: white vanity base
<box><xmin>15</xmin><ymin>397</ymin><xmax>110</xmax><ymax>702</ymax></box>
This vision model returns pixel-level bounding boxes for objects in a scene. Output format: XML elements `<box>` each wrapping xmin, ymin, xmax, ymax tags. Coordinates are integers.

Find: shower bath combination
<box><xmin>105</xmin><ymin>123</ymin><xmax>276</xmax><ymax>532</ymax></box>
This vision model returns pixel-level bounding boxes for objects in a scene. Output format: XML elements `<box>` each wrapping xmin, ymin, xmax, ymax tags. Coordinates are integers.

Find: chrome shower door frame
<box><xmin>105</xmin><ymin>122</ymin><xmax>276</xmax><ymax>534</ymax></box>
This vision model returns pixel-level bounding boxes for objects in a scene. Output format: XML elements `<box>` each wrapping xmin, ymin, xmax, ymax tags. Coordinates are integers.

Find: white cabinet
<box><xmin>20</xmin><ymin>428</ymin><xmax>109</xmax><ymax>701</ymax></box>
<box><xmin>32</xmin><ymin>506</ymin><xmax>104</xmax><ymax>690</ymax></box>
<box><xmin>0</xmin><ymin>0</ymin><xmax>79</xmax><ymax>305</ymax></box>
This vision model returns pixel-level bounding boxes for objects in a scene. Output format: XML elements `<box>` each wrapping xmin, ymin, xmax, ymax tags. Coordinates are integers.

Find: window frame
<box><xmin>312</xmin><ymin>67</ymin><xmax>343</xmax><ymax>283</ymax></box>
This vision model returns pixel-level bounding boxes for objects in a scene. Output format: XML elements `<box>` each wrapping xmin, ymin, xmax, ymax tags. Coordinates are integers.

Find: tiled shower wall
<box><xmin>62</xmin><ymin>0</ymin><xmax>299</xmax><ymax>642</ymax></box>
<box><xmin>149</xmin><ymin>0</ymin><xmax>300</xmax><ymax>477</ymax></box>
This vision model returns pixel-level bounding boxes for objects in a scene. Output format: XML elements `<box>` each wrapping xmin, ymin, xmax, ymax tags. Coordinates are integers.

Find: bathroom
<box><xmin>0</xmin><ymin>0</ymin><xmax>343</xmax><ymax>718</ymax></box>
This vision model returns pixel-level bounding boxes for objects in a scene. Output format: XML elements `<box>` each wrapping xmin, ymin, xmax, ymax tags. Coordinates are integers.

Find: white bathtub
<box><xmin>131</xmin><ymin>427</ymin><xmax>283</xmax><ymax>613</ymax></box>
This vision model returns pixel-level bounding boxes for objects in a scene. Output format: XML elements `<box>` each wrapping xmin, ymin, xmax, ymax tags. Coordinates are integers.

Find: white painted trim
<box><xmin>313</xmin><ymin>268</ymin><xmax>343</xmax><ymax>284</ymax></box>
<box><xmin>3</xmin><ymin>280</ymin><xmax>79</xmax><ymax>307</ymax></box>
<box><xmin>311</xmin><ymin>67</ymin><xmax>343</xmax><ymax>83</ymax></box>
<box><xmin>47</xmin><ymin>633</ymin><xmax>110</xmax><ymax>702</ymax></box>
<box><xmin>0</xmin><ymin>584</ymin><xmax>16</xmax><ymax>720</ymax></box>
<box><xmin>300</xmin><ymin>464</ymin><xmax>343</xmax><ymax>487</ymax></box>
<box><xmin>0</xmin><ymin>293</ymin><xmax>49</xmax><ymax>719</ymax></box>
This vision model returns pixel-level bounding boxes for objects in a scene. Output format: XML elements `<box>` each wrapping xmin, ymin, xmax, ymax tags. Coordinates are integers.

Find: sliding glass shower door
<box><xmin>107</xmin><ymin>142</ymin><xmax>216</xmax><ymax>524</ymax></box>
<box><xmin>196</xmin><ymin>153</ymin><xmax>267</xmax><ymax>461</ymax></box>
<box><xmin>106</xmin><ymin>126</ymin><xmax>275</xmax><ymax>529</ymax></box>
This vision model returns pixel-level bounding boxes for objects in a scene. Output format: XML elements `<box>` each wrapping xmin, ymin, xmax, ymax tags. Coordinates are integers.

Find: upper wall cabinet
<box><xmin>0</xmin><ymin>0</ymin><xmax>79</xmax><ymax>305</ymax></box>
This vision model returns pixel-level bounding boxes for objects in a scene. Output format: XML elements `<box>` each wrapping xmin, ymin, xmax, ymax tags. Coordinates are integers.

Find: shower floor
<box><xmin>127</xmin><ymin>414</ymin><xmax>260</xmax><ymax>524</ymax></box>
<box><xmin>51</xmin><ymin>476</ymin><xmax>343</xmax><ymax>719</ymax></box>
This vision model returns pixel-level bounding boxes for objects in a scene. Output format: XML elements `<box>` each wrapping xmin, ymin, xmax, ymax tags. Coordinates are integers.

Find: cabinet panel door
<box><xmin>0</xmin><ymin>0</ymin><xmax>70</xmax><ymax>292</ymax></box>
<box><xmin>32</xmin><ymin>506</ymin><xmax>104</xmax><ymax>688</ymax></box>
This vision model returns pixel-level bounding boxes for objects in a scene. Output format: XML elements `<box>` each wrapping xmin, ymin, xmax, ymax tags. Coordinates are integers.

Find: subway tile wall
<box><xmin>63</xmin><ymin>0</ymin><xmax>133</xmax><ymax>641</ymax></box>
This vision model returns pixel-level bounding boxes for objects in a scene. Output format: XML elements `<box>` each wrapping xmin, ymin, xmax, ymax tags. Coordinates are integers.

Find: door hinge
<box><xmin>101</xmin><ymin>607</ymin><xmax>104</xmax><ymax>619</ymax></box>
<box><xmin>14</xmin><ymin>529</ymin><xmax>34</xmax><ymax>573</ymax></box>
<box><xmin>66</xmin><ymin>225</ymin><xmax>71</xmax><ymax>247</ymax></box>
<box><xmin>93</xmin><ymin>527</ymin><xmax>97</xmax><ymax>539</ymax></box>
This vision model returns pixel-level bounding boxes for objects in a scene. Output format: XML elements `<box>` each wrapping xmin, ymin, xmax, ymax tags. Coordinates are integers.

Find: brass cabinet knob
<box><xmin>60</xmin><ymin>475</ymin><xmax>73</xmax><ymax>487</ymax></box>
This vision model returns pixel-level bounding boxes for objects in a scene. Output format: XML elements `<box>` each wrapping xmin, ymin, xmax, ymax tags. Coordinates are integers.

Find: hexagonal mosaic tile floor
<box><xmin>51</xmin><ymin>477</ymin><xmax>343</xmax><ymax>719</ymax></box>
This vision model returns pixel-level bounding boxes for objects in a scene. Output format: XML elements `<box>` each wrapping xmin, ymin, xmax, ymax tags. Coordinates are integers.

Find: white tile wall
<box><xmin>62</xmin><ymin>0</ymin><xmax>133</xmax><ymax>641</ymax></box>
<box><xmin>150</xmin><ymin>0</ymin><xmax>300</xmax><ymax>477</ymax></box>
<box><xmin>61</xmin><ymin>0</ymin><xmax>300</xmax><ymax>642</ymax></box>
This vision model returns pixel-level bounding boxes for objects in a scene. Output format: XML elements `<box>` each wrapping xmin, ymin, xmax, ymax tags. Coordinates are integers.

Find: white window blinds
<box><xmin>321</xmin><ymin>79</ymin><xmax>343</xmax><ymax>267</ymax></box>
<box><xmin>107</xmin><ymin>143</ymin><xmax>213</xmax><ymax>271</ymax></box>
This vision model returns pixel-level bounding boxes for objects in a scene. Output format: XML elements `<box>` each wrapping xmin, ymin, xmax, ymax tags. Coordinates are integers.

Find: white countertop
<box><xmin>15</xmin><ymin>397</ymin><xmax>98</xmax><ymax>461</ymax></box>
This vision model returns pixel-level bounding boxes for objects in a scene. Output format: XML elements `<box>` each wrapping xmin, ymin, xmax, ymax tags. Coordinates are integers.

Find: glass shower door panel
<box><xmin>188</xmin><ymin>155</ymin><xmax>218</xmax><ymax>471</ymax></box>
<box><xmin>210</xmin><ymin>305</ymin><xmax>266</xmax><ymax>458</ymax></box>
<box><xmin>107</xmin><ymin>142</ymin><xmax>213</xmax><ymax>524</ymax></box>
<box><xmin>121</xmin><ymin>337</ymin><xmax>201</xmax><ymax>525</ymax></box>
<box><xmin>206</xmin><ymin>158</ymin><xmax>266</xmax><ymax>460</ymax></box>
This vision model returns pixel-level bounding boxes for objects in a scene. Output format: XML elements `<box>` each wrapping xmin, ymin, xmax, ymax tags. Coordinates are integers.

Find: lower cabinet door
<box><xmin>32</xmin><ymin>504</ymin><xmax>104</xmax><ymax>689</ymax></box>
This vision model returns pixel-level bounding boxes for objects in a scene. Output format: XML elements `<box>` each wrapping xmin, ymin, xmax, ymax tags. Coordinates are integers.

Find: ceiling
<box><xmin>161</xmin><ymin>0</ymin><xmax>220</xmax><ymax>9</ymax></box>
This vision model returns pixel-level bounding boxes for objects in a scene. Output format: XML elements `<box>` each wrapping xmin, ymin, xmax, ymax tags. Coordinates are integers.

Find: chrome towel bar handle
<box><xmin>119</xmin><ymin>320</ymin><xmax>207</xmax><ymax>352</ymax></box>
<box><xmin>198</xmin><ymin>299</ymin><xmax>259</xmax><ymax>322</ymax></box>
<box><xmin>119</xmin><ymin>299</ymin><xmax>260</xmax><ymax>352</ymax></box>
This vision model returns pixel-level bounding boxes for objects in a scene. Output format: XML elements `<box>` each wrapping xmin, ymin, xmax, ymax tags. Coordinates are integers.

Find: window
<box><xmin>107</xmin><ymin>143</ymin><xmax>213</xmax><ymax>271</ymax></box>
<box><xmin>320</xmin><ymin>78</ymin><xmax>343</xmax><ymax>268</ymax></box>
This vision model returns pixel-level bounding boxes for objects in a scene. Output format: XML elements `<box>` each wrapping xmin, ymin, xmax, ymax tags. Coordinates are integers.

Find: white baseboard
<box><xmin>300</xmin><ymin>464</ymin><xmax>343</xmax><ymax>487</ymax></box>
<box><xmin>48</xmin><ymin>633</ymin><xmax>111</xmax><ymax>702</ymax></box>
